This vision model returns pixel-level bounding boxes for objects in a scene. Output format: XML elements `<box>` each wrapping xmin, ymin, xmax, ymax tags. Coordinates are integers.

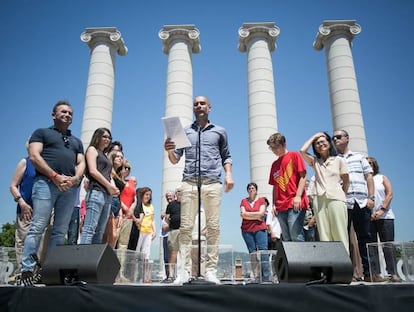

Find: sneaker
<box><xmin>17</xmin><ymin>254</ymin><xmax>42</xmax><ymax>286</ymax></box>
<box><xmin>18</xmin><ymin>270</ymin><xmax>42</xmax><ymax>286</ymax></box>
<box><xmin>173</xmin><ymin>271</ymin><xmax>190</xmax><ymax>285</ymax></box>
<box><xmin>205</xmin><ymin>271</ymin><xmax>221</xmax><ymax>285</ymax></box>
<box><xmin>389</xmin><ymin>274</ymin><xmax>402</xmax><ymax>283</ymax></box>
<box><xmin>261</xmin><ymin>277</ymin><xmax>272</xmax><ymax>284</ymax></box>
<box><xmin>116</xmin><ymin>275</ymin><xmax>132</xmax><ymax>284</ymax></box>
<box><xmin>366</xmin><ymin>274</ymin><xmax>387</xmax><ymax>283</ymax></box>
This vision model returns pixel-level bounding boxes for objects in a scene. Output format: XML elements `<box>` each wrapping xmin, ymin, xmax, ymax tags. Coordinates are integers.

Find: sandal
<box><xmin>162</xmin><ymin>277</ymin><xmax>174</xmax><ymax>283</ymax></box>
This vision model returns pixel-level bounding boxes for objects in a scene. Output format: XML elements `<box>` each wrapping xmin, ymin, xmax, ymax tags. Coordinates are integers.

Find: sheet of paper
<box><xmin>162</xmin><ymin>116</ymin><xmax>191</xmax><ymax>149</ymax></box>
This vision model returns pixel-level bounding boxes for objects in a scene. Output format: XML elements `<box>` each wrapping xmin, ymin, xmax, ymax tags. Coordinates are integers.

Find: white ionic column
<box><xmin>80</xmin><ymin>27</ymin><xmax>127</xmax><ymax>149</ymax></box>
<box><xmin>159</xmin><ymin>25</ymin><xmax>201</xmax><ymax>213</ymax></box>
<box><xmin>314</xmin><ymin>20</ymin><xmax>367</xmax><ymax>154</ymax></box>
<box><xmin>238</xmin><ymin>22</ymin><xmax>280</xmax><ymax>201</ymax></box>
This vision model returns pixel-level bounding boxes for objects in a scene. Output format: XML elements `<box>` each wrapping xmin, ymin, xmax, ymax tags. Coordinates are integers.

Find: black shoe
<box><xmin>18</xmin><ymin>271</ymin><xmax>40</xmax><ymax>286</ymax></box>
<box><xmin>161</xmin><ymin>277</ymin><xmax>174</xmax><ymax>283</ymax></box>
<box><xmin>18</xmin><ymin>254</ymin><xmax>42</xmax><ymax>286</ymax></box>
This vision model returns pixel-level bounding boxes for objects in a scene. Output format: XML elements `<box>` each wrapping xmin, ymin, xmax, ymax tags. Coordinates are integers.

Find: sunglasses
<box><xmin>102</xmin><ymin>134</ymin><xmax>112</xmax><ymax>140</ymax></box>
<box><xmin>62</xmin><ymin>135</ymin><xmax>70</xmax><ymax>148</ymax></box>
<box><xmin>333</xmin><ymin>134</ymin><xmax>346</xmax><ymax>140</ymax></box>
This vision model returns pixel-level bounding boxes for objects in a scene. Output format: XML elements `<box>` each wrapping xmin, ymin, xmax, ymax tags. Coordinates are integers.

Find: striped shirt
<box><xmin>338</xmin><ymin>150</ymin><xmax>373</xmax><ymax>209</ymax></box>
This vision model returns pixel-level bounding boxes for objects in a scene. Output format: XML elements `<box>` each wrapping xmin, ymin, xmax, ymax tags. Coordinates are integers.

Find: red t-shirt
<box><xmin>120</xmin><ymin>180</ymin><xmax>136</xmax><ymax>218</ymax></box>
<box><xmin>268</xmin><ymin>151</ymin><xmax>309</xmax><ymax>211</ymax></box>
<box><xmin>240</xmin><ymin>196</ymin><xmax>268</xmax><ymax>232</ymax></box>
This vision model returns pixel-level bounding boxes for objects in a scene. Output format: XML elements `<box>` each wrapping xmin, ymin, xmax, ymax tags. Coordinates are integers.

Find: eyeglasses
<box><xmin>333</xmin><ymin>134</ymin><xmax>346</xmax><ymax>140</ymax></box>
<box><xmin>62</xmin><ymin>135</ymin><xmax>70</xmax><ymax>148</ymax></box>
<box><xmin>102</xmin><ymin>135</ymin><xmax>112</xmax><ymax>140</ymax></box>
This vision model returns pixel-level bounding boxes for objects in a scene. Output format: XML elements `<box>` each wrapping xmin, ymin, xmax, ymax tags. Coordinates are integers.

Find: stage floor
<box><xmin>1</xmin><ymin>282</ymin><xmax>414</xmax><ymax>312</ymax></box>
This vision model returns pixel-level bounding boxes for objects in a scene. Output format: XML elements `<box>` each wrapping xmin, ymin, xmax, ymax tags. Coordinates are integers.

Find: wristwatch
<box><xmin>369</xmin><ymin>195</ymin><xmax>375</xmax><ymax>201</ymax></box>
<box><xmin>14</xmin><ymin>195</ymin><xmax>22</xmax><ymax>202</ymax></box>
<box><xmin>380</xmin><ymin>207</ymin><xmax>387</xmax><ymax>212</ymax></box>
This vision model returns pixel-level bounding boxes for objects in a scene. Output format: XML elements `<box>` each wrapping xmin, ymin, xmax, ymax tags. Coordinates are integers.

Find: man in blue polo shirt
<box><xmin>20</xmin><ymin>100</ymin><xmax>85</xmax><ymax>286</ymax></box>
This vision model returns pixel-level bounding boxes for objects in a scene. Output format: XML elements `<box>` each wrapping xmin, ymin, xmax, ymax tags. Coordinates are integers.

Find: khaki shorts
<box><xmin>168</xmin><ymin>229</ymin><xmax>180</xmax><ymax>252</ymax></box>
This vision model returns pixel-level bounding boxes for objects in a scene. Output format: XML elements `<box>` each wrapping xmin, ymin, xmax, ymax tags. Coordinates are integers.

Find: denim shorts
<box><xmin>111</xmin><ymin>196</ymin><xmax>120</xmax><ymax>216</ymax></box>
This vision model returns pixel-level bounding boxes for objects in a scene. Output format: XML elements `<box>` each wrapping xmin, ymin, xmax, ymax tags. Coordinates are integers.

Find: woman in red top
<box><xmin>117</xmin><ymin>160</ymin><xmax>138</xmax><ymax>250</ymax></box>
<box><xmin>240</xmin><ymin>182</ymin><xmax>270</xmax><ymax>282</ymax></box>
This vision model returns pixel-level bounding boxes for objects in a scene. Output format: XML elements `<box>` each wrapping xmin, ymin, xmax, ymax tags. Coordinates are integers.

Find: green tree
<box><xmin>0</xmin><ymin>222</ymin><xmax>15</xmax><ymax>247</ymax></box>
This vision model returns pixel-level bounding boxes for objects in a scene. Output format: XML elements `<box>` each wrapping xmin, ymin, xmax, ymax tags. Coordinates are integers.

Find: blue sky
<box><xmin>1</xmin><ymin>0</ymin><xmax>412</xmax><ymax>257</ymax></box>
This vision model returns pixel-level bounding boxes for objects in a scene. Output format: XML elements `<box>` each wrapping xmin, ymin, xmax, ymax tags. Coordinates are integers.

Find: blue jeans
<box><xmin>163</xmin><ymin>236</ymin><xmax>169</xmax><ymax>277</ymax></box>
<box><xmin>242</xmin><ymin>230</ymin><xmax>270</xmax><ymax>280</ymax></box>
<box><xmin>21</xmin><ymin>177</ymin><xmax>77</xmax><ymax>272</ymax></box>
<box><xmin>80</xmin><ymin>190</ymin><xmax>111</xmax><ymax>244</ymax></box>
<box><xmin>277</xmin><ymin>208</ymin><xmax>305</xmax><ymax>241</ymax></box>
<box><xmin>304</xmin><ymin>226</ymin><xmax>316</xmax><ymax>242</ymax></box>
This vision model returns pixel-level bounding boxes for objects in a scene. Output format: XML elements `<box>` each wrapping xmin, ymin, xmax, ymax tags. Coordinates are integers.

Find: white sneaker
<box><xmin>205</xmin><ymin>270</ymin><xmax>221</xmax><ymax>285</ymax></box>
<box><xmin>173</xmin><ymin>271</ymin><xmax>190</xmax><ymax>285</ymax></box>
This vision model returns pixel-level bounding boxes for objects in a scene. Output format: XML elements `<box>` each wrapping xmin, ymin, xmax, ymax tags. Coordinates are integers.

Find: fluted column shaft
<box><xmin>314</xmin><ymin>20</ymin><xmax>367</xmax><ymax>154</ymax></box>
<box><xmin>238</xmin><ymin>22</ymin><xmax>279</xmax><ymax>201</ymax></box>
<box><xmin>80</xmin><ymin>27</ymin><xmax>127</xmax><ymax>149</ymax></box>
<box><xmin>159</xmin><ymin>25</ymin><xmax>201</xmax><ymax>213</ymax></box>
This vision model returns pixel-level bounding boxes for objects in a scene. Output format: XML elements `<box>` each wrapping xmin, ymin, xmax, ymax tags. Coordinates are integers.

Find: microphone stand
<box><xmin>187</xmin><ymin>125</ymin><xmax>214</xmax><ymax>285</ymax></box>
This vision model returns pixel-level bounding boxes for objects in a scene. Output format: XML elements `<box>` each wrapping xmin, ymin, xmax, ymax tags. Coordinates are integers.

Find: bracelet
<box><xmin>14</xmin><ymin>195</ymin><xmax>22</xmax><ymax>202</ymax></box>
<box><xmin>380</xmin><ymin>207</ymin><xmax>387</xmax><ymax>211</ymax></box>
<box><xmin>50</xmin><ymin>172</ymin><xmax>58</xmax><ymax>181</ymax></box>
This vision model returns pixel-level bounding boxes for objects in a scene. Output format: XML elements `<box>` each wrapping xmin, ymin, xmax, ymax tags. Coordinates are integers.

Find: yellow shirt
<box><xmin>140</xmin><ymin>203</ymin><xmax>154</xmax><ymax>234</ymax></box>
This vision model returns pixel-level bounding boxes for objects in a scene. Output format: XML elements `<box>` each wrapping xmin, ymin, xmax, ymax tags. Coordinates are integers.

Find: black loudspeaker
<box><xmin>275</xmin><ymin>241</ymin><xmax>353</xmax><ymax>284</ymax></box>
<box><xmin>42</xmin><ymin>244</ymin><xmax>120</xmax><ymax>285</ymax></box>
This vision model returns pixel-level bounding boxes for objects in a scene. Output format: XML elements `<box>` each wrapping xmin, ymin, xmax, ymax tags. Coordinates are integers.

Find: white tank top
<box><xmin>373</xmin><ymin>174</ymin><xmax>395</xmax><ymax>220</ymax></box>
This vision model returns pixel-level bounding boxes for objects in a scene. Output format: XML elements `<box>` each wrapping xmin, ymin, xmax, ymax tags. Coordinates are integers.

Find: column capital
<box><xmin>80</xmin><ymin>27</ymin><xmax>128</xmax><ymax>55</ymax></box>
<box><xmin>158</xmin><ymin>24</ymin><xmax>201</xmax><ymax>54</ymax></box>
<box><xmin>313</xmin><ymin>20</ymin><xmax>361</xmax><ymax>51</ymax></box>
<box><xmin>238</xmin><ymin>22</ymin><xmax>280</xmax><ymax>52</ymax></box>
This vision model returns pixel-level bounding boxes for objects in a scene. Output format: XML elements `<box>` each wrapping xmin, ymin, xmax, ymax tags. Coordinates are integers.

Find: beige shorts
<box><xmin>168</xmin><ymin>229</ymin><xmax>180</xmax><ymax>252</ymax></box>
